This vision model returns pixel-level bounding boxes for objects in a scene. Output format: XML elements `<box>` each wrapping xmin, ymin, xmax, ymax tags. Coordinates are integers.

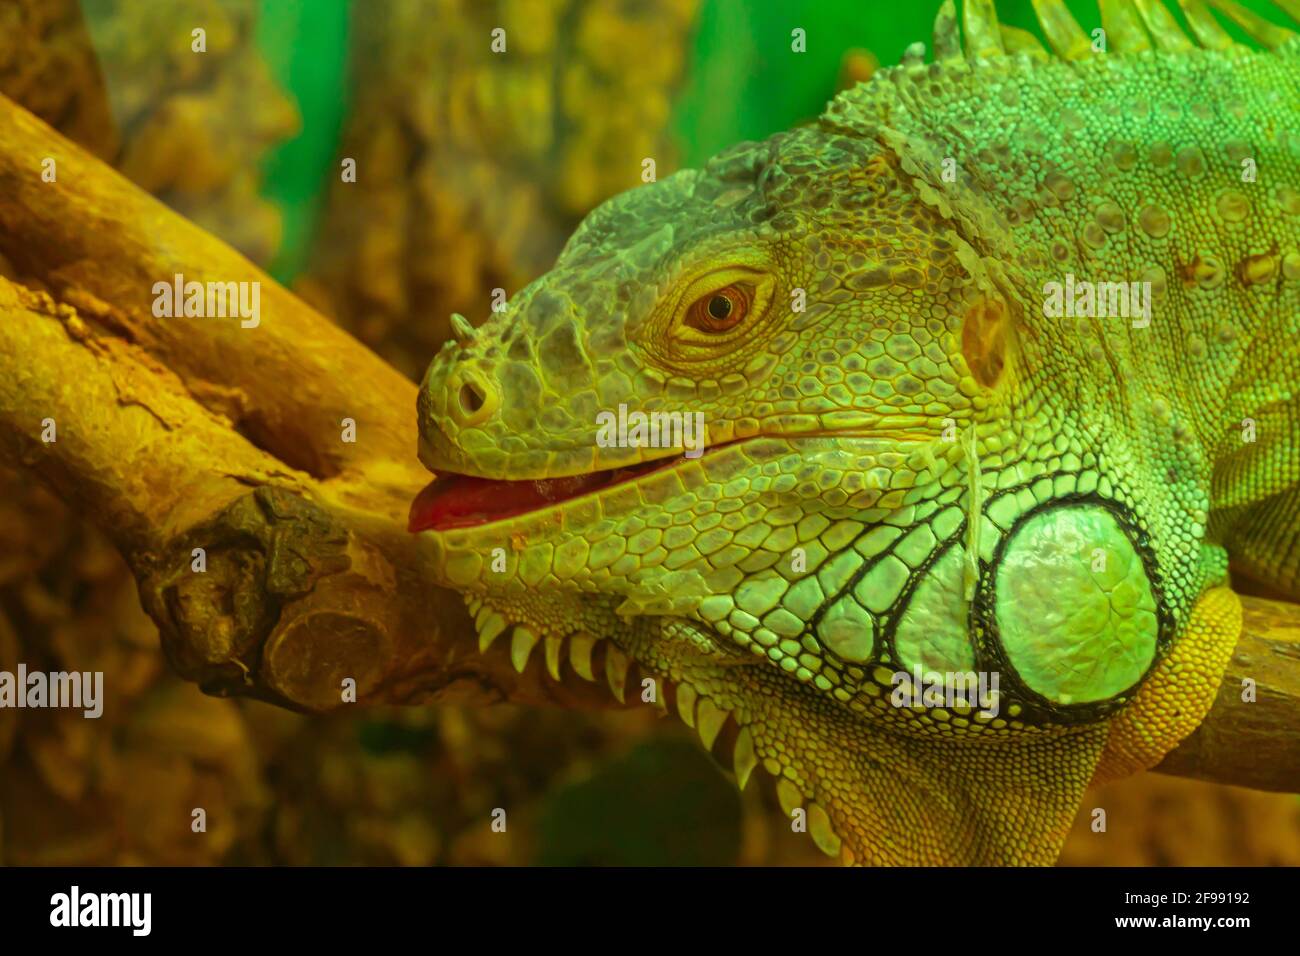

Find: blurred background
<box><xmin>0</xmin><ymin>0</ymin><xmax>1296</xmax><ymax>865</ymax></box>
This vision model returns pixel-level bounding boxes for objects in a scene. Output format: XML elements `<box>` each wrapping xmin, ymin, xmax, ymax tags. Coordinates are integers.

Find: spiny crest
<box><xmin>821</xmin><ymin>0</ymin><xmax>1300</xmax><ymax>369</ymax></box>
<box><xmin>925</xmin><ymin>0</ymin><xmax>1300</xmax><ymax>64</ymax></box>
<box><xmin>827</xmin><ymin>0</ymin><xmax>1299</xmax><ymax>134</ymax></box>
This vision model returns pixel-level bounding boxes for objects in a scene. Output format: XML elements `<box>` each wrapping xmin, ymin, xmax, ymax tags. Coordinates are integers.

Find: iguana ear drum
<box><xmin>960</xmin><ymin>291</ymin><xmax>1008</xmax><ymax>389</ymax></box>
<box><xmin>976</xmin><ymin>499</ymin><xmax>1171</xmax><ymax>720</ymax></box>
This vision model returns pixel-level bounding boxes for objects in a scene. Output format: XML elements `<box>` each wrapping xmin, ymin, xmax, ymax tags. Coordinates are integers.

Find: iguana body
<box><xmin>411</xmin><ymin>0</ymin><xmax>1300</xmax><ymax>864</ymax></box>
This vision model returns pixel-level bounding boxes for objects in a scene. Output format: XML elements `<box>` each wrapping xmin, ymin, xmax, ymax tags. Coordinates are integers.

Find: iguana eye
<box><xmin>668</xmin><ymin>267</ymin><xmax>773</xmax><ymax>349</ymax></box>
<box><xmin>686</xmin><ymin>283</ymin><xmax>752</xmax><ymax>333</ymax></box>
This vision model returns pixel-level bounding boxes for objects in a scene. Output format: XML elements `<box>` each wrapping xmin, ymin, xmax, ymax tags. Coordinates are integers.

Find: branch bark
<box><xmin>0</xmin><ymin>92</ymin><xmax>613</xmax><ymax>715</ymax></box>
<box><xmin>1156</xmin><ymin>597</ymin><xmax>1300</xmax><ymax>791</ymax></box>
<box><xmin>0</xmin><ymin>94</ymin><xmax>1295</xmax><ymax>788</ymax></box>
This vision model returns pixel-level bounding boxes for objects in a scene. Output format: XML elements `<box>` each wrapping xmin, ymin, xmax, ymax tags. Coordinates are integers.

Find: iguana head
<box><xmin>410</xmin><ymin>2</ymin><xmax>1248</xmax><ymax>862</ymax></box>
<box><xmin>412</xmin><ymin>127</ymin><xmax>998</xmax><ymax>699</ymax></box>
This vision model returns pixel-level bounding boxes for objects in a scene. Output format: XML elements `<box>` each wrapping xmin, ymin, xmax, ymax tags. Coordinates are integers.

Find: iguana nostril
<box><xmin>448</xmin><ymin>370</ymin><xmax>497</xmax><ymax>426</ymax></box>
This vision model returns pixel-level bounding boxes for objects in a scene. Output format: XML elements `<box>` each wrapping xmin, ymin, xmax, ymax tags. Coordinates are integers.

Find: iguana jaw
<box><xmin>409</xmin><ymin>429</ymin><xmax>937</xmax><ymax>533</ymax></box>
<box><xmin>408</xmin><ymin>441</ymin><xmax>739</xmax><ymax>533</ymax></box>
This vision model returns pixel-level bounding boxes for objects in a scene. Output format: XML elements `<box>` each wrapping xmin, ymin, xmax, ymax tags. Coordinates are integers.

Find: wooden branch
<box><xmin>0</xmin><ymin>94</ymin><xmax>1295</xmax><ymax>790</ymax></box>
<box><xmin>0</xmin><ymin>89</ymin><xmax>615</xmax><ymax>715</ymax></box>
<box><xmin>0</xmin><ymin>276</ymin><xmax>615</xmax><ymax>715</ymax></box>
<box><xmin>1158</xmin><ymin>597</ymin><xmax>1300</xmax><ymax>792</ymax></box>
<box><xmin>0</xmin><ymin>92</ymin><xmax>418</xmax><ymax>505</ymax></box>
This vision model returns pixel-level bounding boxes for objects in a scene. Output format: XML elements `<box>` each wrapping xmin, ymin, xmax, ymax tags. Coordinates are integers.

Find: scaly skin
<box><xmin>414</xmin><ymin>0</ymin><xmax>1300</xmax><ymax>864</ymax></box>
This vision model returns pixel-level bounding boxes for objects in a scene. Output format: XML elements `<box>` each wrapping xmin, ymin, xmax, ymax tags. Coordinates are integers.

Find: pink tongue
<box><xmin>408</xmin><ymin>473</ymin><xmax>608</xmax><ymax>533</ymax></box>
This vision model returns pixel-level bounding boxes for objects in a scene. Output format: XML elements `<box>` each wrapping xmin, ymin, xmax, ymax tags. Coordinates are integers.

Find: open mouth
<box><xmin>409</xmin><ymin>448</ymin><xmax>722</xmax><ymax>533</ymax></box>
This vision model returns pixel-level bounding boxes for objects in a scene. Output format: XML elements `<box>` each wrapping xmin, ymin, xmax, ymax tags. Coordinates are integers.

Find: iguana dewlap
<box><xmin>411</xmin><ymin>0</ymin><xmax>1300</xmax><ymax>864</ymax></box>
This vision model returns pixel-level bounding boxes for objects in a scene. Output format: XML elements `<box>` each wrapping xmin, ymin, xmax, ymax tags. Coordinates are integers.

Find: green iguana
<box><xmin>409</xmin><ymin>0</ymin><xmax>1300</xmax><ymax>864</ymax></box>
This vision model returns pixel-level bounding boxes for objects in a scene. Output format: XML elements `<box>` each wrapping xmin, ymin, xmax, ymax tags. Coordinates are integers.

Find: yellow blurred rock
<box><xmin>1062</xmin><ymin>774</ymin><xmax>1300</xmax><ymax>866</ymax></box>
<box><xmin>0</xmin><ymin>0</ymin><xmax>296</xmax><ymax>268</ymax></box>
<box><xmin>302</xmin><ymin>0</ymin><xmax>700</xmax><ymax>380</ymax></box>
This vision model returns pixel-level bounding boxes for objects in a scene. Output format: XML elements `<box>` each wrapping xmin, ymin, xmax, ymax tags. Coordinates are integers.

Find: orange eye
<box><xmin>686</xmin><ymin>283</ymin><xmax>752</xmax><ymax>333</ymax></box>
